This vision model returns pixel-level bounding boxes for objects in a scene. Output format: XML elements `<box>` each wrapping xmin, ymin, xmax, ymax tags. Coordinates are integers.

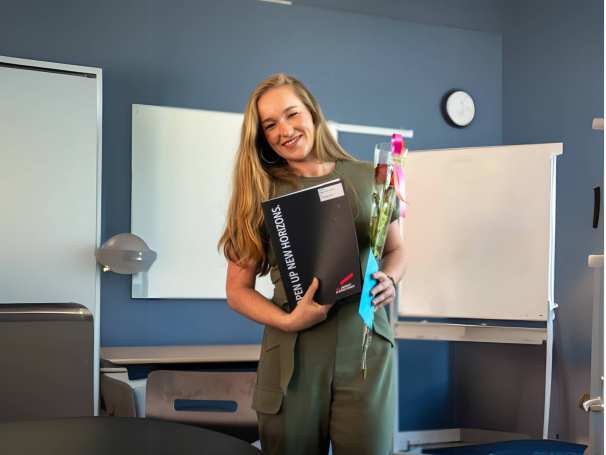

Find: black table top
<box><xmin>0</xmin><ymin>416</ymin><xmax>261</xmax><ymax>455</ymax></box>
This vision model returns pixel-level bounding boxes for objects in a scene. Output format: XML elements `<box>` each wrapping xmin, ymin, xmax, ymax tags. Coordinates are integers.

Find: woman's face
<box><xmin>257</xmin><ymin>85</ymin><xmax>315</xmax><ymax>163</ymax></box>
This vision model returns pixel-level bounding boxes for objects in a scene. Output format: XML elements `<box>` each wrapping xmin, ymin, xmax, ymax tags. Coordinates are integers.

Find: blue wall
<box><xmin>9</xmin><ymin>0</ymin><xmax>598</xmax><ymax>434</ymax></box>
<box><xmin>502</xmin><ymin>0</ymin><xmax>604</xmax><ymax>442</ymax></box>
<box><xmin>296</xmin><ymin>0</ymin><xmax>506</xmax><ymax>33</ymax></box>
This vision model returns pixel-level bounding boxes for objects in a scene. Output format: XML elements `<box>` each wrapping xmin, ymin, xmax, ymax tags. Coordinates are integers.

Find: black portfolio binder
<box><xmin>262</xmin><ymin>178</ymin><xmax>361</xmax><ymax>307</ymax></box>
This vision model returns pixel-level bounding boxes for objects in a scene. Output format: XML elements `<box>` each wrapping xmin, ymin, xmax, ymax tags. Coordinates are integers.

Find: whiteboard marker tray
<box><xmin>394</xmin><ymin>321</ymin><xmax>547</xmax><ymax>345</ymax></box>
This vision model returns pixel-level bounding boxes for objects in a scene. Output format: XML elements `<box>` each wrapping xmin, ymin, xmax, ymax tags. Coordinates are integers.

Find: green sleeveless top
<box><xmin>265</xmin><ymin>159</ymin><xmax>399</xmax><ymax>310</ymax></box>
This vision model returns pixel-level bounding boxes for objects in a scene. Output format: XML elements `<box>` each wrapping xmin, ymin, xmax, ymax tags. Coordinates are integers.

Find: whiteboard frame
<box><xmin>397</xmin><ymin>144</ymin><xmax>562</xmax><ymax>321</ymax></box>
<box><xmin>0</xmin><ymin>55</ymin><xmax>102</xmax><ymax>415</ymax></box>
<box><xmin>130</xmin><ymin>104</ymin><xmax>275</xmax><ymax>299</ymax></box>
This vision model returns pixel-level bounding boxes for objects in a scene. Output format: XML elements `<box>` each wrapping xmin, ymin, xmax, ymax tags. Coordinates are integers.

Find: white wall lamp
<box><xmin>95</xmin><ymin>233</ymin><xmax>157</xmax><ymax>274</ymax></box>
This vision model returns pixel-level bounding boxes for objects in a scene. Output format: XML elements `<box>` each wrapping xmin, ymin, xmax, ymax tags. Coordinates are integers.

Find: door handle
<box><xmin>582</xmin><ymin>396</ymin><xmax>604</xmax><ymax>413</ymax></box>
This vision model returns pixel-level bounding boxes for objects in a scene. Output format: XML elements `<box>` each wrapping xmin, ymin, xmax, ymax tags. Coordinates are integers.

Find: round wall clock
<box><xmin>441</xmin><ymin>90</ymin><xmax>475</xmax><ymax>128</ymax></box>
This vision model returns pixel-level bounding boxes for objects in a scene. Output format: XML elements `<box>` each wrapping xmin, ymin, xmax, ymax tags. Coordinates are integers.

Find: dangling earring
<box><xmin>259</xmin><ymin>148</ymin><xmax>280</xmax><ymax>165</ymax></box>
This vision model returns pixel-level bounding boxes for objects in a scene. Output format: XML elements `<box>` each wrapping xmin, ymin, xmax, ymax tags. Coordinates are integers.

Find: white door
<box><xmin>0</xmin><ymin>56</ymin><xmax>102</xmax><ymax>413</ymax></box>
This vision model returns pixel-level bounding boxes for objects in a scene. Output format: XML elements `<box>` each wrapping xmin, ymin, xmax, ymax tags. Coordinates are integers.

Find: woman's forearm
<box><xmin>379</xmin><ymin>221</ymin><xmax>407</xmax><ymax>283</ymax></box>
<box><xmin>380</xmin><ymin>247</ymin><xmax>406</xmax><ymax>283</ymax></box>
<box><xmin>227</xmin><ymin>286</ymin><xmax>292</xmax><ymax>332</ymax></box>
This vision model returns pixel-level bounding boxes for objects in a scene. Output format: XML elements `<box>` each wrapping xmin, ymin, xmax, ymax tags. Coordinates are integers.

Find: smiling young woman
<box><xmin>218</xmin><ymin>73</ymin><xmax>406</xmax><ymax>455</ymax></box>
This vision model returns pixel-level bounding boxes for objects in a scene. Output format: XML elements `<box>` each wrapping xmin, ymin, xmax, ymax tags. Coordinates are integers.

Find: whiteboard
<box><xmin>0</xmin><ymin>57</ymin><xmax>102</xmax><ymax>411</ymax></box>
<box><xmin>131</xmin><ymin>104</ymin><xmax>273</xmax><ymax>299</ymax></box>
<box><xmin>398</xmin><ymin>144</ymin><xmax>562</xmax><ymax>321</ymax></box>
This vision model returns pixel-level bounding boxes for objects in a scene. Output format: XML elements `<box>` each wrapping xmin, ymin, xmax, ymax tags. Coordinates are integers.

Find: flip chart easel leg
<box><xmin>543</xmin><ymin>302</ymin><xmax>557</xmax><ymax>439</ymax></box>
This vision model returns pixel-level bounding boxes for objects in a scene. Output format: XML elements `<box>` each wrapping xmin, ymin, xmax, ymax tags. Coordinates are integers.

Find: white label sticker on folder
<box><xmin>318</xmin><ymin>183</ymin><xmax>345</xmax><ymax>202</ymax></box>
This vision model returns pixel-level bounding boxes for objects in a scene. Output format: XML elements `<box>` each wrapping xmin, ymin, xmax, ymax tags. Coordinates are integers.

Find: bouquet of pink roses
<box><xmin>359</xmin><ymin>133</ymin><xmax>408</xmax><ymax>378</ymax></box>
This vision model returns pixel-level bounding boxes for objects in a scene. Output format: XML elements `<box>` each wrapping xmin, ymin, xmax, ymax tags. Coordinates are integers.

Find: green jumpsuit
<box><xmin>252</xmin><ymin>159</ymin><xmax>397</xmax><ymax>455</ymax></box>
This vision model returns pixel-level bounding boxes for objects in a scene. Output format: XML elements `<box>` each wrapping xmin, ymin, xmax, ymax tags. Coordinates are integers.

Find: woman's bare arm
<box><xmin>371</xmin><ymin>220</ymin><xmax>407</xmax><ymax>307</ymax></box>
<box><xmin>379</xmin><ymin>220</ymin><xmax>407</xmax><ymax>282</ymax></box>
<box><xmin>226</xmin><ymin>260</ymin><xmax>333</xmax><ymax>332</ymax></box>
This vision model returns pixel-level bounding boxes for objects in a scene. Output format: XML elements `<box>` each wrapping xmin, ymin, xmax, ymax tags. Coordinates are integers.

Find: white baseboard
<box><xmin>395</xmin><ymin>428</ymin><xmax>461</xmax><ymax>452</ymax></box>
<box><xmin>394</xmin><ymin>427</ymin><xmax>530</xmax><ymax>453</ymax></box>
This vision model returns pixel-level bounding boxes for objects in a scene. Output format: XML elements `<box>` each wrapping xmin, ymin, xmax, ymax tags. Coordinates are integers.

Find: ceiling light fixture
<box><xmin>258</xmin><ymin>0</ymin><xmax>293</xmax><ymax>5</ymax></box>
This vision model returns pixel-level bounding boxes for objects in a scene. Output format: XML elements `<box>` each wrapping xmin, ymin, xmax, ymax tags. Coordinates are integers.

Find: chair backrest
<box><xmin>100</xmin><ymin>373</ymin><xmax>137</xmax><ymax>417</ymax></box>
<box><xmin>145</xmin><ymin>370</ymin><xmax>258</xmax><ymax>440</ymax></box>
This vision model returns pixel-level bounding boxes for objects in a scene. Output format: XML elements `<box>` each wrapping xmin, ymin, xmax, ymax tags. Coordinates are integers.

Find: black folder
<box><xmin>262</xmin><ymin>178</ymin><xmax>361</xmax><ymax>307</ymax></box>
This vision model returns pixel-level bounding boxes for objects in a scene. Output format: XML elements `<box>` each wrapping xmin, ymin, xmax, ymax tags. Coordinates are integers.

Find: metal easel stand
<box><xmin>543</xmin><ymin>300</ymin><xmax>558</xmax><ymax>439</ymax></box>
<box><xmin>389</xmin><ymin>299</ymin><xmax>556</xmax><ymax>454</ymax></box>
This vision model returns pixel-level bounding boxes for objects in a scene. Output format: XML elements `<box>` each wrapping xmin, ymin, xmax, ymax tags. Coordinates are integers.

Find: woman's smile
<box><xmin>281</xmin><ymin>134</ymin><xmax>302</xmax><ymax>147</ymax></box>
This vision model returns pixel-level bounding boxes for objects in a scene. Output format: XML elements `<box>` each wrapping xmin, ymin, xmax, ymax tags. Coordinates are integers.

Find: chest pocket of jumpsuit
<box><xmin>252</xmin><ymin>326</ymin><xmax>286</xmax><ymax>415</ymax></box>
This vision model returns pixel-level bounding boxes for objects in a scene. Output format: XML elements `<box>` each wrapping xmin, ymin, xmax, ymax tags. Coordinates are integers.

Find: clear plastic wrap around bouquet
<box><xmin>358</xmin><ymin>133</ymin><xmax>407</xmax><ymax>378</ymax></box>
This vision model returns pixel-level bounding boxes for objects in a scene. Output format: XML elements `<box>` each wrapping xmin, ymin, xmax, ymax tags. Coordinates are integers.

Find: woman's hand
<box><xmin>284</xmin><ymin>277</ymin><xmax>333</xmax><ymax>332</ymax></box>
<box><xmin>370</xmin><ymin>271</ymin><xmax>397</xmax><ymax>310</ymax></box>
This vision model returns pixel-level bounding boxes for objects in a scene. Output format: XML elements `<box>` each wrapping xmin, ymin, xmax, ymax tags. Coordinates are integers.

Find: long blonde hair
<box><xmin>218</xmin><ymin>73</ymin><xmax>355</xmax><ymax>275</ymax></box>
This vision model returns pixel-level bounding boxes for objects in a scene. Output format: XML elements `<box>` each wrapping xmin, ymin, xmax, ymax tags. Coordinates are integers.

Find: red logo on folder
<box><xmin>339</xmin><ymin>272</ymin><xmax>354</xmax><ymax>286</ymax></box>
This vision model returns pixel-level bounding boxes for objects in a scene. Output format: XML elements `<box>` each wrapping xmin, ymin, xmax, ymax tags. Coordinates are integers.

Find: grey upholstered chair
<box><xmin>145</xmin><ymin>370</ymin><xmax>259</xmax><ymax>443</ymax></box>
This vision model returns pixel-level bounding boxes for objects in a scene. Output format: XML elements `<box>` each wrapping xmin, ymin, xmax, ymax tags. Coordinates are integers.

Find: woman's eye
<box><xmin>265</xmin><ymin>124</ymin><xmax>275</xmax><ymax>130</ymax></box>
<box><xmin>288</xmin><ymin>112</ymin><xmax>299</xmax><ymax>118</ymax></box>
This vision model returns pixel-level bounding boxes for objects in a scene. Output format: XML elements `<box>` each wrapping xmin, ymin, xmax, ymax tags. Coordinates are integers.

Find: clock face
<box><xmin>444</xmin><ymin>90</ymin><xmax>475</xmax><ymax>127</ymax></box>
